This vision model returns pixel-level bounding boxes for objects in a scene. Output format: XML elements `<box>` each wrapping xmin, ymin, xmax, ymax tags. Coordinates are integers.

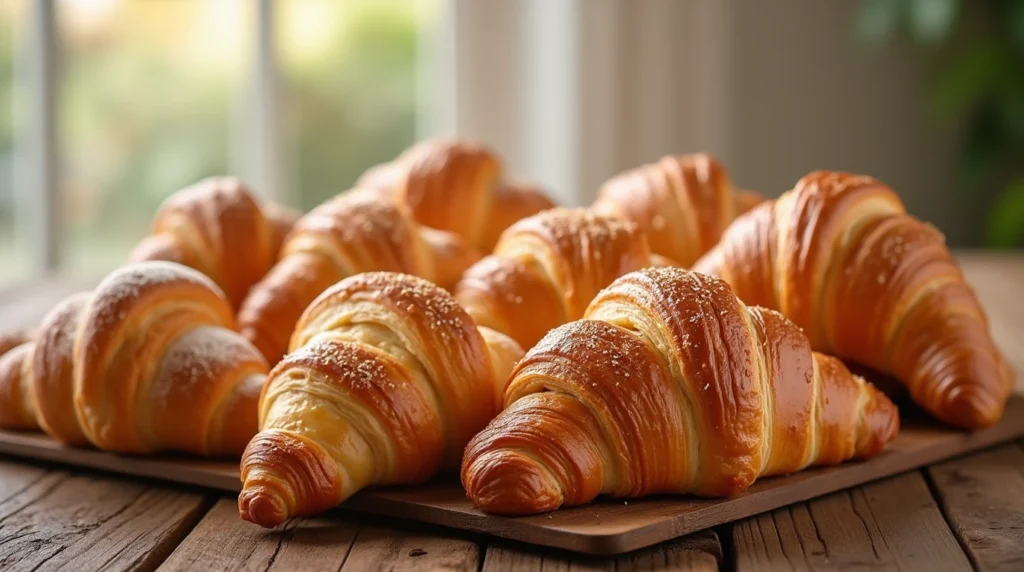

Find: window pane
<box><xmin>0</xmin><ymin>1</ymin><xmax>27</xmax><ymax>285</ymax></box>
<box><xmin>57</xmin><ymin>0</ymin><xmax>248</xmax><ymax>275</ymax></box>
<box><xmin>280</xmin><ymin>0</ymin><xmax>438</xmax><ymax>210</ymax></box>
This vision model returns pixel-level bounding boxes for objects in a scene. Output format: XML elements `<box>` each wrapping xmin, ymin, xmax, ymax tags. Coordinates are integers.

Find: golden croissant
<box><xmin>357</xmin><ymin>138</ymin><xmax>555</xmax><ymax>252</ymax></box>
<box><xmin>693</xmin><ymin>171</ymin><xmax>1013</xmax><ymax>429</ymax></box>
<box><xmin>462</xmin><ymin>267</ymin><xmax>899</xmax><ymax>515</ymax></box>
<box><xmin>238</xmin><ymin>272</ymin><xmax>523</xmax><ymax>528</ymax></box>
<box><xmin>236</xmin><ymin>191</ymin><xmax>480</xmax><ymax>365</ymax></box>
<box><xmin>454</xmin><ymin>208</ymin><xmax>658</xmax><ymax>350</ymax></box>
<box><xmin>0</xmin><ymin>261</ymin><xmax>268</xmax><ymax>456</ymax></box>
<box><xmin>130</xmin><ymin>177</ymin><xmax>300</xmax><ymax>309</ymax></box>
<box><xmin>592</xmin><ymin>153</ymin><xmax>764</xmax><ymax>267</ymax></box>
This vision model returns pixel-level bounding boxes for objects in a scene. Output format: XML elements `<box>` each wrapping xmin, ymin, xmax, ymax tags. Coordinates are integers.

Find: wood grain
<box><xmin>159</xmin><ymin>497</ymin><xmax>359</xmax><ymax>572</ymax></box>
<box><xmin>482</xmin><ymin>530</ymin><xmax>720</xmax><ymax>572</ymax></box>
<box><xmin>0</xmin><ymin>395</ymin><xmax>1022</xmax><ymax>555</ymax></box>
<box><xmin>341</xmin><ymin>525</ymin><xmax>481</xmax><ymax>571</ymax></box>
<box><xmin>732</xmin><ymin>472</ymin><xmax>971</xmax><ymax>571</ymax></box>
<box><xmin>927</xmin><ymin>442</ymin><xmax>1024</xmax><ymax>571</ymax></box>
<box><xmin>0</xmin><ymin>458</ymin><xmax>209</xmax><ymax>572</ymax></box>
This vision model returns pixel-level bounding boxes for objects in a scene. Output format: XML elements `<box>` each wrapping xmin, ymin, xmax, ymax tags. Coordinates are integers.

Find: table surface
<box><xmin>0</xmin><ymin>253</ymin><xmax>1021</xmax><ymax>572</ymax></box>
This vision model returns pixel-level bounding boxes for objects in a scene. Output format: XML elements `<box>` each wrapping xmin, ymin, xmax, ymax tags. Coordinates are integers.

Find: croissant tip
<box><xmin>239</xmin><ymin>487</ymin><xmax>289</xmax><ymax>529</ymax></box>
<box><xmin>464</xmin><ymin>451</ymin><xmax>564</xmax><ymax>516</ymax></box>
<box><xmin>944</xmin><ymin>386</ymin><xmax>1003</xmax><ymax>430</ymax></box>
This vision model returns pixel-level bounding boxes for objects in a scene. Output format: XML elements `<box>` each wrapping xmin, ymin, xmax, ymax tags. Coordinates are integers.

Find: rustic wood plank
<box><xmin>926</xmin><ymin>443</ymin><xmax>1024</xmax><ymax>571</ymax></box>
<box><xmin>732</xmin><ymin>472</ymin><xmax>971</xmax><ymax>571</ymax></box>
<box><xmin>1</xmin><ymin>393</ymin><xmax>1023</xmax><ymax>556</ymax></box>
<box><xmin>159</xmin><ymin>497</ymin><xmax>358</xmax><ymax>572</ymax></box>
<box><xmin>340</xmin><ymin>525</ymin><xmax>481</xmax><ymax>571</ymax></box>
<box><xmin>0</xmin><ymin>457</ymin><xmax>210</xmax><ymax>572</ymax></box>
<box><xmin>481</xmin><ymin>530</ymin><xmax>721</xmax><ymax>571</ymax></box>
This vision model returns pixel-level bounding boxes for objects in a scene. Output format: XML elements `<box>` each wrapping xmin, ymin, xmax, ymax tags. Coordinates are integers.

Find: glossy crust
<box><xmin>461</xmin><ymin>268</ymin><xmax>898</xmax><ymax>515</ymax></box>
<box><xmin>238</xmin><ymin>272</ymin><xmax>523</xmax><ymax>528</ymax></box>
<box><xmin>357</xmin><ymin>139</ymin><xmax>555</xmax><ymax>251</ymax></box>
<box><xmin>0</xmin><ymin>261</ymin><xmax>269</xmax><ymax>456</ymax></box>
<box><xmin>130</xmin><ymin>177</ymin><xmax>298</xmax><ymax>309</ymax></box>
<box><xmin>0</xmin><ymin>343</ymin><xmax>37</xmax><ymax>429</ymax></box>
<box><xmin>236</xmin><ymin>191</ymin><xmax>479</xmax><ymax>366</ymax></box>
<box><xmin>592</xmin><ymin>153</ymin><xmax>764</xmax><ymax>267</ymax></box>
<box><xmin>693</xmin><ymin>171</ymin><xmax>1013</xmax><ymax>429</ymax></box>
<box><xmin>454</xmin><ymin>208</ymin><xmax>654</xmax><ymax>349</ymax></box>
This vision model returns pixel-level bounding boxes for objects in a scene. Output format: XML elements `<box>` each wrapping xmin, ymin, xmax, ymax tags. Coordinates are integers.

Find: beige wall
<box><xmin>443</xmin><ymin>0</ymin><xmax>980</xmax><ymax>244</ymax></box>
<box><xmin>727</xmin><ymin>0</ymin><xmax>977</xmax><ymax>245</ymax></box>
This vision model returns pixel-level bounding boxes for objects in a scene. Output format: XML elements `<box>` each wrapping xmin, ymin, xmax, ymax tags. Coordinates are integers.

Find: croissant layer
<box><xmin>237</xmin><ymin>191</ymin><xmax>478</xmax><ymax>365</ymax></box>
<box><xmin>239</xmin><ymin>272</ymin><xmax>524</xmax><ymax>528</ymax></box>
<box><xmin>593</xmin><ymin>153</ymin><xmax>763</xmax><ymax>267</ymax></box>
<box><xmin>455</xmin><ymin>208</ymin><xmax>653</xmax><ymax>349</ymax></box>
<box><xmin>462</xmin><ymin>267</ymin><xmax>898</xmax><ymax>515</ymax></box>
<box><xmin>0</xmin><ymin>261</ymin><xmax>269</xmax><ymax>457</ymax></box>
<box><xmin>693</xmin><ymin>171</ymin><xmax>1012</xmax><ymax>428</ymax></box>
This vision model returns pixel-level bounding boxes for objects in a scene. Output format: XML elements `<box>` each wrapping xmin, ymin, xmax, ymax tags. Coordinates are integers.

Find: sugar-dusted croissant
<box><xmin>592</xmin><ymin>153</ymin><xmax>764</xmax><ymax>267</ymax></box>
<box><xmin>0</xmin><ymin>262</ymin><xmax>268</xmax><ymax>456</ymax></box>
<box><xmin>130</xmin><ymin>177</ymin><xmax>300</xmax><ymax>309</ymax></box>
<box><xmin>454</xmin><ymin>208</ymin><xmax>655</xmax><ymax>350</ymax></box>
<box><xmin>357</xmin><ymin>138</ymin><xmax>555</xmax><ymax>252</ymax></box>
<box><xmin>462</xmin><ymin>267</ymin><xmax>899</xmax><ymax>515</ymax></box>
<box><xmin>236</xmin><ymin>191</ymin><xmax>480</xmax><ymax>366</ymax></box>
<box><xmin>693</xmin><ymin>171</ymin><xmax>1013</xmax><ymax>429</ymax></box>
<box><xmin>238</xmin><ymin>272</ymin><xmax>523</xmax><ymax>528</ymax></box>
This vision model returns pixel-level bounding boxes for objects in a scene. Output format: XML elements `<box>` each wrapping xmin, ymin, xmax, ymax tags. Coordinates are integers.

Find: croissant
<box><xmin>130</xmin><ymin>177</ymin><xmax>300</xmax><ymax>309</ymax></box>
<box><xmin>592</xmin><ymin>153</ymin><xmax>764</xmax><ymax>267</ymax></box>
<box><xmin>0</xmin><ymin>262</ymin><xmax>268</xmax><ymax>456</ymax></box>
<box><xmin>462</xmin><ymin>267</ymin><xmax>899</xmax><ymax>515</ymax></box>
<box><xmin>356</xmin><ymin>138</ymin><xmax>555</xmax><ymax>252</ymax></box>
<box><xmin>454</xmin><ymin>208</ymin><xmax>655</xmax><ymax>350</ymax></box>
<box><xmin>693</xmin><ymin>171</ymin><xmax>1013</xmax><ymax>429</ymax></box>
<box><xmin>238</xmin><ymin>272</ymin><xmax>524</xmax><ymax>528</ymax></box>
<box><xmin>236</xmin><ymin>191</ymin><xmax>479</xmax><ymax>365</ymax></box>
<box><xmin>0</xmin><ymin>329</ymin><xmax>31</xmax><ymax>358</ymax></box>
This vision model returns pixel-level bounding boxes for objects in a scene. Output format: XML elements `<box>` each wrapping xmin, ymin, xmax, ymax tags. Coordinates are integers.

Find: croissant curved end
<box><xmin>855</xmin><ymin>383</ymin><xmax>901</xmax><ymax>459</ymax></box>
<box><xmin>238</xmin><ymin>481</ymin><xmax>290</xmax><ymax>529</ymax></box>
<box><xmin>943</xmin><ymin>383</ymin><xmax>1005</xmax><ymax>430</ymax></box>
<box><xmin>239</xmin><ymin>430</ymin><xmax>342</xmax><ymax>528</ymax></box>
<box><xmin>462</xmin><ymin>449</ymin><xmax>563</xmax><ymax>516</ymax></box>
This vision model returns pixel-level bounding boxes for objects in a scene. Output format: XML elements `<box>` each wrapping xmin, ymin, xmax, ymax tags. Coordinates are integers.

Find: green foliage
<box><xmin>987</xmin><ymin>179</ymin><xmax>1024</xmax><ymax>246</ymax></box>
<box><xmin>858</xmin><ymin>0</ymin><xmax>1024</xmax><ymax>247</ymax></box>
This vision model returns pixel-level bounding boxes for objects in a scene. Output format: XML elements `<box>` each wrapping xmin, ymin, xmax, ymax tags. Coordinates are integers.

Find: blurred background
<box><xmin>0</xmin><ymin>0</ymin><xmax>1021</xmax><ymax>286</ymax></box>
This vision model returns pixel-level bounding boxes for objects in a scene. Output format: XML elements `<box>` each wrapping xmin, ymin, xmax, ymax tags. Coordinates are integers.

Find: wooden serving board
<box><xmin>0</xmin><ymin>395</ymin><xmax>1020</xmax><ymax>555</ymax></box>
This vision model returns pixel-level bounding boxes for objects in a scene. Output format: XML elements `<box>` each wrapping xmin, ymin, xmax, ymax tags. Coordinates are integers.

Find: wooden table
<box><xmin>0</xmin><ymin>253</ymin><xmax>1021</xmax><ymax>572</ymax></box>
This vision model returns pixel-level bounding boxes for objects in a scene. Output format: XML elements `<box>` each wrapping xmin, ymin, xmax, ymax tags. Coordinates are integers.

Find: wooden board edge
<box><xmin>0</xmin><ymin>399</ymin><xmax>1020</xmax><ymax>556</ymax></box>
<box><xmin>340</xmin><ymin>408</ymin><xmax>1024</xmax><ymax>555</ymax></box>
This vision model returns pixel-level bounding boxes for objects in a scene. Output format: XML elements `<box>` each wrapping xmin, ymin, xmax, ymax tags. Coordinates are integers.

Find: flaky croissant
<box><xmin>356</xmin><ymin>138</ymin><xmax>555</xmax><ymax>252</ymax></box>
<box><xmin>130</xmin><ymin>177</ymin><xmax>300</xmax><ymax>309</ymax></box>
<box><xmin>592</xmin><ymin>153</ymin><xmax>764</xmax><ymax>267</ymax></box>
<box><xmin>693</xmin><ymin>171</ymin><xmax>1013</xmax><ymax>429</ymax></box>
<box><xmin>0</xmin><ymin>330</ymin><xmax>31</xmax><ymax>358</ymax></box>
<box><xmin>236</xmin><ymin>191</ymin><xmax>480</xmax><ymax>365</ymax></box>
<box><xmin>238</xmin><ymin>272</ymin><xmax>523</xmax><ymax>528</ymax></box>
<box><xmin>454</xmin><ymin>208</ymin><xmax>656</xmax><ymax>350</ymax></box>
<box><xmin>462</xmin><ymin>267</ymin><xmax>898</xmax><ymax>515</ymax></box>
<box><xmin>0</xmin><ymin>262</ymin><xmax>268</xmax><ymax>456</ymax></box>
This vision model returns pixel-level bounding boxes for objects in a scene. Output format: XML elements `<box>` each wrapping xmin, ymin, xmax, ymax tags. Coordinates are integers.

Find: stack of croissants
<box><xmin>0</xmin><ymin>138</ymin><xmax>1013</xmax><ymax>525</ymax></box>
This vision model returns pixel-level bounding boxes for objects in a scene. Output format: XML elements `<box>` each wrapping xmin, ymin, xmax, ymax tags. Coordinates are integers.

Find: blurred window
<box><xmin>0</xmin><ymin>1</ymin><xmax>27</xmax><ymax>285</ymax></box>
<box><xmin>3</xmin><ymin>0</ymin><xmax>437</xmax><ymax>279</ymax></box>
